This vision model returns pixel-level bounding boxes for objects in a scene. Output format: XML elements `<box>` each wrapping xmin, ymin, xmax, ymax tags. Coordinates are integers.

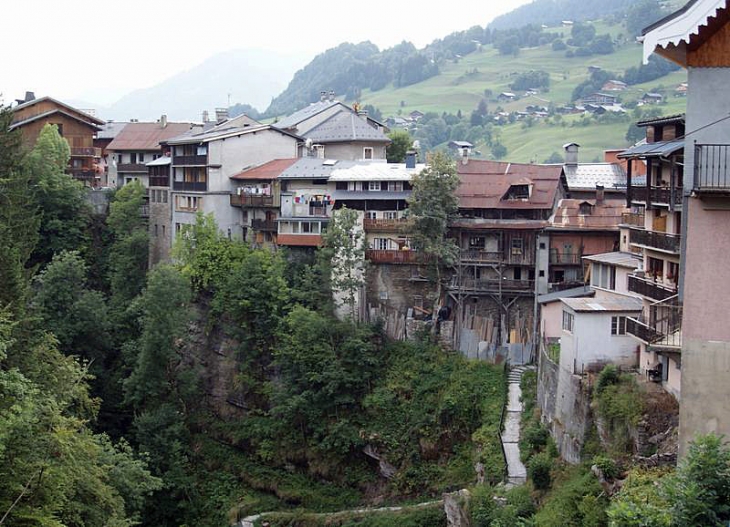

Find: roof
<box><xmin>11</xmin><ymin>96</ymin><xmax>105</xmax><ymax>125</ymax></box>
<box><xmin>106</xmin><ymin>122</ymin><xmax>195</xmax><ymax>151</ymax></box>
<box><xmin>618</xmin><ymin>139</ymin><xmax>685</xmax><ymax>158</ymax></box>
<box><xmin>456</xmin><ymin>160</ymin><xmax>565</xmax><ymax>210</ymax></box>
<box><xmin>146</xmin><ymin>156</ymin><xmax>171</xmax><ymax>167</ymax></box>
<box><xmin>273</xmin><ymin>100</ymin><xmax>344</xmax><ymax>131</ymax></box>
<box><xmin>450</xmin><ymin>219</ymin><xmax>548</xmax><ymax>230</ymax></box>
<box><xmin>636</xmin><ymin>113</ymin><xmax>685</xmax><ymax>127</ymax></box>
<box><xmin>10</xmin><ymin>108</ymin><xmax>103</xmax><ymax>131</ymax></box>
<box><xmin>562</xmin><ymin>295</ymin><xmax>643</xmax><ymax>313</ymax></box>
<box><xmin>96</xmin><ymin>121</ymin><xmax>128</xmax><ymax>140</ymax></box>
<box><xmin>165</xmin><ymin>123</ymin><xmax>301</xmax><ymax>145</ymax></box>
<box><xmin>641</xmin><ymin>0</ymin><xmax>725</xmax><ymax>63</ymax></box>
<box><xmin>582</xmin><ymin>251</ymin><xmax>642</xmax><ymax>269</ymax></box>
<box><xmin>328</xmin><ymin>161</ymin><xmax>426</xmax><ymax>181</ymax></box>
<box><xmin>230</xmin><ymin>158</ymin><xmax>299</xmax><ymax>180</ymax></box>
<box><xmin>306</xmin><ymin>111</ymin><xmax>390</xmax><ymax>144</ymax></box>
<box><xmin>549</xmin><ymin>199</ymin><xmax>627</xmax><ymax>230</ymax></box>
<box><xmin>563</xmin><ymin>163</ymin><xmax>626</xmax><ymax>191</ymax></box>
<box><xmin>538</xmin><ymin>285</ymin><xmax>594</xmax><ymax>304</ymax></box>
<box><xmin>276</xmin><ymin>158</ymin><xmax>343</xmax><ymax>180</ymax></box>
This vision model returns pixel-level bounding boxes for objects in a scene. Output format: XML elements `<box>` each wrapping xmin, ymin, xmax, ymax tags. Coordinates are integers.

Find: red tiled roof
<box><xmin>231</xmin><ymin>158</ymin><xmax>298</xmax><ymax>180</ymax></box>
<box><xmin>106</xmin><ymin>122</ymin><xmax>194</xmax><ymax>151</ymax></box>
<box><xmin>456</xmin><ymin>160</ymin><xmax>565</xmax><ymax>210</ymax></box>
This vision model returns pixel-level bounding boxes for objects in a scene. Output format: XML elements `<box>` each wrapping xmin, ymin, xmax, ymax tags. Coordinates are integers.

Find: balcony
<box><xmin>365</xmin><ymin>249</ymin><xmax>422</xmax><ymax>264</ymax></box>
<box><xmin>230</xmin><ymin>194</ymin><xmax>276</xmax><ymax>207</ymax></box>
<box><xmin>149</xmin><ymin>176</ymin><xmax>169</xmax><ymax>187</ymax></box>
<box><xmin>459</xmin><ymin>249</ymin><xmax>534</xmax><ymax>266</ymax></box>
<box><xmin>449</xmin><ymin>277</ymin><xmax>535</xmax><ymax>293</ymax></box>
<box><xmin>549</xmin><ymin>252</ymin><xmax>582</xmax><ymax>265</ymax></box>
<box><xmin>631</xmin><ymin>186</ymin><xmax>682</xmax><ymax>206</ymax></box>
<box><xmin>627</xmin><ymin>302</ymin><xmax>682</xmax><ymax>350</ymax></box>
<box><xmin>363</xmin><ymin>218</ymin><xmax>412</xmax><ymax>232</ymax></box>
<box><xmin>70</xmin><ymin>146</ymin><xmax>101</xmax><ymax>157</ymax></box>
<box><xmin>251</xmin><ymin>219</ymin><xmax>277</xmax><ymax>231</ymax></box>
<box><xmin>628</xmin><ymin>275</ymin><xmax>677</xmax><ymax>302</ymax></box>
<box><xmin>118</xmin><ymin>163</ymin><xmax>148</xmax><ymax>173</ymax></box>
<box><xmin>68</xmin><ymin>167</ymin><xmax>96</xmax><ymax>180</ymax></box>
<box><xmin>173</xmin><ymin>181</ymin><xmax>207</xmax><ymax>192</ymax></box>
<box><xmin>621</xmin><ymin>212</ymin><xmax>645</xmax><ymax>227</ymax></box>
<box><xmin>629</xmin><ymin>228</ymin><xmax>681</xmax><ymax>254</ymax></box>
<box><xmin>694</xmin><ymin>144</ymin><xmax>730</xmax><ymax>195</ymax></box>
<box><xmin>173</xmin><ymin>154</ymin><xmax>207</xmax><ymax>166</ymax></box>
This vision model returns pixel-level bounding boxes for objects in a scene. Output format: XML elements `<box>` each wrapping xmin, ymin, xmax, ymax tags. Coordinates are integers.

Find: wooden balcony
<box><xmin>549</xmin><ymin>252</ymin><xmax>582</xmax><ymax>264</ymax></box>
<box><xmin>173</xmin><ymin>181</ymin><xmax>207</xmax><ymax>192</ymax></box>
<box><xmin>70</xmin><ymin>146</ymin><xmax>101</xmax><ymax>157</ymax></box>
<box><xmin>118</xmin><ymin>163</ymin><xmax>148</xmax><ymax>173</ymax></box>
<box><xmin>251</xmin><ymin>219</ymin><xmax>277</xmax><ymax>231</ymax></box>
<box><xmin>621</xmin><ymin>212</ymin><xmax>645</xmax><ymax>227</ymax></box>
<box><xmin>631</xmin><ymin>186</ymin><xmax>682</xmax><ymax>206</ymax></box>
<box><xmin>230</xmin><ymin>194</ymin><xmax>276</xmax><ymax>207</ymax></box>
<box><xmin>365</xmin><ymin>249</ymin><xmax>422</xmax><ymax>264</ymax></box>
<box><xmin>172</xmin><ymin>154</ymin><xmax>207</xmax><ymax>166</ymax></box>
<box><xmin>629</xmin><ymin>228</ymin><xmax>681</xmax><ymax>254</ymax></box>
<box><xmin>149</xmin><ymin>176</ymin><xmax>170</xmax><ymax>187</ymax></box>
<box><xmin>459</xmin><ymin>249</ymin><xmax>534</xmax><ymax>266</ymax></box>
<box><xmin>628</xmin><ymin>275</ymin><xmax>677</xmax><ymax>302</ymax></box>
<box><xmin>449</xmin><ymin>277</ymin><xmax>535</xmax><ymax>293</ymax></box>
<box><xmin>68</xmin><ymin>167</ymin><xmax>96</xmax><ymax>180</ymax></box>
<box><xmin>277</xmin><ymin>234</ymin><xmax>323</xmax><ymax>247</ymax></box>
<box><xmin>363</xmin><ymin>218</ymin><xmax>412</xmax><ymax>232</ymax></box>
<box><xmin>694</xmin><ymin>144</ymin><xmax>730</xmax><ymax>195</ymax></box>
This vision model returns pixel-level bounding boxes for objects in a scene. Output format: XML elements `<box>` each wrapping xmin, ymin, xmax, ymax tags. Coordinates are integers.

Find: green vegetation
<box><xmin>594</xmin><ymin>365</ymin><xmax>645</xmax><ymax>456</ymax></box>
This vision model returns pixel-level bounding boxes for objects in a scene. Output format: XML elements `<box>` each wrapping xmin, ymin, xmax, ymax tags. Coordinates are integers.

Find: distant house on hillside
<box><xmin>582</xmin><ymin>92</ymin><xmax>618</xmax><ymax>105</ymax></box>
<box><xmin>674</xmin><ymin>83</ymin><xmax>688</xmax><ymax>97</ymax></box>
<box><xmin>497</xmin><ymin>92</ymin><xmax>517</xmax><ymax>102</ymax></box>
<box><xmin>409</xmin><ymin>110</ymin><xmax>425</xmax><ymax>121</ymax></box>
<box><xmin>602</xmin><ymin>79</ymin><xmax>627</xmax><ymax>91</ymax></box>
<box><xmin>642</xmin><ymin>92</ymin><xmax>664</xmax><ymax>104</ymax></box>
<box><xmin>588</xmin><ymin>65</ymin><xmax>602</xmax><ymax>73</ymax></box>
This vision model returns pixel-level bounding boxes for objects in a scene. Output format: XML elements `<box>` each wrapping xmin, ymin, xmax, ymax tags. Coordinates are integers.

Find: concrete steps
<box><xmin>500</xmin><ymin>364</ymin><xmax>535</xmax><ymax>487</ymax></box>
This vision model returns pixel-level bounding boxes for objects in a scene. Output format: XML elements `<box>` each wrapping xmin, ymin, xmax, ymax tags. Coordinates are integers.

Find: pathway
<box><xmin>501</xmin><ymin>365</ymin><xmax>534</xmax><ymax>486</ymax></box>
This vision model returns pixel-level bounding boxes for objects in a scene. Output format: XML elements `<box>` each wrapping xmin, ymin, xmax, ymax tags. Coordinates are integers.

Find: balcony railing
<box><xmin>627</xmin><ymin>301</ymin><xmax>682</xmax><ymax>349</ymax></box>
<box><xmin>621</xmin><ymin>212</ymin><xmax>645</xmax><ymax>227</ymax></box>
<box><xmin>230</xmin><ymin>194</ymin><xmax>276</xmax><ymax>207</ymax></box>
<box><xmin>363</xmin><ymin>218</ymin><xmax>412</xmax><ymax>232</ymax></box>
<box><xmin>549</xmin><ymin>253</ymin><xmax>582</xmax><ymax>264</ymax></box>
<box><xmin>149</xmin><ymin>176</ymin><xmax>170</xmax><ymax>187</ymax></box>
<box><xmin>173</xmin><ymin>154</ymin><xmax>207</xmax><ymax>166</ymax></box>
<box><xmin>449</xmin><ymin>277</ymin><xmax>535</xmax><ymax>293</ymax></box>
<box><xmin>70</xmin><ymin>146</ymin><xmax>101</xmax><ymax>157</ymax></box>
<box><xmin>628</xmin><ymin>275</ymin><xmax>677</xmax><ymax>302</ymax></box>
<box><xmin>117</xmin><ymin>163</ymin><xmax>148</xmax><ymax>173</ymax></box>
<box><xmin>694</xmin><ymin>144</ymin><xmax>730</xmax><ymax>193</ymax></box>
<box><xmin>172</xmin><ymin>181</ymin><xmax>207</xmax><ymax>192</ymax></box>
<box><xmin>631</xmin><ymin>186</ymin><xmax>683</xmax><ymax>206</ymax></box>
<box><xmin>68</xmin><ymin>167</ymin><xmax>96</xmax><ymax>179</ymax></box>
<box><xmin>629</xmin><ymin>228</ymin><xmax>681</xmax><ymax>253</ymax></box>
<box><xmin>365</xmin><ymin>249</ymin><xmax>422</xmax><ymax>264</ymax></box>
<box><xmin>251</xmin><ymin>219</ymin><xmax>277</xmax><ymax>231</ymax></box>
<box><xmin>549</xmin><ymin>280</ymin><xmax>586</xmax><ymax>292</ymax></box>
<box><xmin>459</xmin><ymin>249</ymin><xmax>535</xmax><ymax>266</ymax></box>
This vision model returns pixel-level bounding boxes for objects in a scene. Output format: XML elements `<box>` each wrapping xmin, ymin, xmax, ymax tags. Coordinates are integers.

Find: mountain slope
<box><xmin>103</xmin><ymin>48</ymin><xmax>309</xmax><ymax>122</ymax></box>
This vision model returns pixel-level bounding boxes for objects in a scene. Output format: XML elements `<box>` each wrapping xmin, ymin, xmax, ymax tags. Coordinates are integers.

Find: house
<box><xmin>94</xmin><ymin>121</ymin><xmax>128</xmax><ymax>187</ymax></box>
<box><xmin>588</xmin><ymin>65</ymin><xmax>602</xmax><ymax>73</ymax></box>
<box><xmin>582</xmin><ymin>92</ymin><xmax>618</xmax><ymax>105</ymax></box>
<box><xmin>10</xmin><ymin>92</ymin><xmax>105</xmax><ymax>186</ymax></box>
<box><xmin>582</xmin><ymin>251</ymin><xmax>642</xmax><ymax>295</ymax></box>
<box><xmin>642</xmin><ymin>92</ymin><xmax>664</xmax><ymax>104</ymax></box>
<box><xmin>447</xmin><ymin>160</ymin><xmax>567</xmax><ymax>362</ymax></box>
<box><xmin>106</xmin><ymin>116</ymin><xmax>197</xmax><ymax>188</ymax></box>
<box><xmin>147</xmin><ymin>155</ymin><xmax>173</xmax><ymax>266</ymax></box>
<box><xmin>618</xmin><ymin>114</ymin><xmax>685</xmax><ymax>400</ymax></box>
<box><xmin>409</xmin><ymin>110</ymin><xmax>425</xmax><ymax>121</ymax></box>
<box><xmin>642</xmin><ymin>0</ymin><xmax>730</xmax><ymax>455</ymax></box>
<box><xmin>448</xmin><ymin>140</ymin><xmax>474</xmax><ymax>160</ymax></box>
<box><xmin>602</xmin><ymin>79</ymin><xmax>628</xmax><ymax>91</ymax></box>
<box><xmin>562</xmin><ymin>143</ymin><xmax>627</xmax><ymax>199</ymax></box>
<box><xmin>538</xmin><ymin>285</ymin><xmax>594</xmax><ymax>341</ymax></box>
<box><xmin>674</xmin><ymin>82</ymin><xmax>688</xmax><ymax>96</ymax></box>
<box><xmin>497</xmin><ymin>92</ymin><xmax>517</xmax><ymax>102</ymax></box>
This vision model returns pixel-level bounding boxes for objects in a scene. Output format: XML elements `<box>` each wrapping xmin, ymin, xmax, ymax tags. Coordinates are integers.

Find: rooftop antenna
<box><xmin>227</xmin><ymin>93</ymin><xmax>231</xmax><ymax>108</ymax></box>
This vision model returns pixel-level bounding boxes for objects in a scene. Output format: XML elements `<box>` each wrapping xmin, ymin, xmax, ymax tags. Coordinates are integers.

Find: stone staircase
<box><xmin>501</xmin><ymin>365</ymin><xmax>535</xmax><ymax>486</ymax></box>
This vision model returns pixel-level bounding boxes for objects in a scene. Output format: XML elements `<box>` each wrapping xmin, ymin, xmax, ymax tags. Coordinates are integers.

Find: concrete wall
<box><xmin>149</xmin><ymin>188</ymin><xmax>172</xmax><ymax>265</ymax></box>
<box><xmin>280</xmin><ymin>180</ymin><xmax>336</xmax><ymax>218</ymax></box>
<box><xmin>549</xmin><ymin>232</ymin><xmax>617</xmax><ymax>256</ymax></box>
<box><xmin>639</xmin><ymin>346</ymin><xmax>681</xmax><ymax>400</ymax></box>
<box><xmin>536</xmin><ymin>233</ymin><xmax>550</xmax><ymax>295</ymax></box>
<box><xmin>318</xmin><ymin>142</ymin><xmax>387</xmax><ymax>161</ymax></box>
<box><xmin>540</xmin><ymin>301</ymin><xmax>563</xmax><ymax>340</ymax></box>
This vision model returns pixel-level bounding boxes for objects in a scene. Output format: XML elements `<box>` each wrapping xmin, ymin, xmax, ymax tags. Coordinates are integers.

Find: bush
<box><xmin>595</xmin><ymin>364</ymin><xmax>619</xmax><ymax>395</ymax></box>
<box><xmin>469</xmin><ymin>485</ymin><xmax>497</xmax><ymax>527</ymax></box>
<box><xmin>592</xmin><ymin>455</ymin><xmax>620</xmax><ymax>480</ymax></box>
<box><xmin>522</xmin><ymin>423</ymin><xmax>549</xmax><ymax>459</ymax></box>
<box><xmin>529</xmin><ymin>452</ymin><xmax>553</xmax><ymax>490</ymax></box>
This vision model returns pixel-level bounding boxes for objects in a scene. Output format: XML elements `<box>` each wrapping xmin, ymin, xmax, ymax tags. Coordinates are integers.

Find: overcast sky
<box><xmin>2</xmin><ymin>0</ymin><xmax>530</xmax><ymax>107</ymax></box>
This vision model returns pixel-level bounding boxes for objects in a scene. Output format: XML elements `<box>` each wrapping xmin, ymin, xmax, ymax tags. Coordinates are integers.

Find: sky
<box><xmin>1</xmin><ymin>0</ymin><xmax>530</xmax><ymax>108</ymax></box>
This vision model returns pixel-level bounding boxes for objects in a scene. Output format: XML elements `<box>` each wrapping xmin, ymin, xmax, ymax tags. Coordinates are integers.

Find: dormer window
<box><xmin>503</xmin><ymin>184</ymin><xmax>530</xmax><ymax>201</ymax></box>
<box><xmin>579</xmin><ymin>202</ymin><xmax>594</xmax><ymax>215</ymax></box>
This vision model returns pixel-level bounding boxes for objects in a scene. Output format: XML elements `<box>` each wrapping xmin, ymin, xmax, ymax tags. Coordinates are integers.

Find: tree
<box><xmin>406</xmin><ymin>152</ymin><xmax>460</xmax><ymax>324</ymax></box>
<box><xmin>322</xmin><ymin>206</ymin><xmax>366</xmax><ymax>321</ymax></box>
<box><xmin>386</xmin><ymin>129</ymin><xmax>414</xmax><ymax>163</ymax></box>
<box><xmin>492</xmin><ymin>142</ymin><xmax>508</xmax><ymax>160</ymax></box>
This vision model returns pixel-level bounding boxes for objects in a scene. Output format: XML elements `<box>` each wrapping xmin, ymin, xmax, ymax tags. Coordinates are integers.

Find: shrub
<box><xmin>468</xmin><ymin>485</ymin><xmax>497</xmax><ymax>527</ymax></box>
<box><xmin>595</xmin><ymin>364</ymin><xmax>619</xmax><ymax>395</ymax></box>
<box><xmin>529</xmin><ymin>452</ymin><xmax>553</xmax><ymax>490</ymax></box>
<box><xmin>593</xmin><ymin>455</ymin><xmax>620</xmax><ymax>480</ymax></box>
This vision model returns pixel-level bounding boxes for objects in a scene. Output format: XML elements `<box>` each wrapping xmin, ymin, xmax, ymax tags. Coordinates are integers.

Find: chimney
<box><xmin>328</xmin><ymin>91</ymin><xmax>335</xmax><ymax>101</ymax></box>
<box><xmin>406</xmin><ymin>150</ymin><xmax>417</xmax><ymax>169</ymax></box>
<box><xmin>202</xmin><ymin>110</ymin><xmax>210</xmax><ymax>123</ymax></box>
<box><xmin>320</xmin><ymin>91</ymin><xmax>327</xmax><ymax>102</ymax></box>
<box><xmin>357</xmin><ymin>109</ymin><xmax>368</xmax><ymax>120</ymax></box>
<box><xmin>160</xmin><ymin>114</ymin><xmax>168</xmax><ymax>128</ymax></box>
<box><xmin>596</xmin><ymin>184</ymin><xmax>605</xmax><ymax>204</ymax></box>
<box><xmin>215</xmin><ymin>108</ymin><xmax>229</xmax><ymax>123</ymax></box>
<box><xmin>461</xmin><ymin>145</ymin><xmax>471</xmax><ymax>165</ymax></box>
<box><xmin>24</xmin><ymin>91</ymin><xmax>35</xmax><ymax>102</ymax></box>
<box><xmin>564</xmin><ymin>142</ymin><xmax>579</xmax><ymax>166</ymax></box>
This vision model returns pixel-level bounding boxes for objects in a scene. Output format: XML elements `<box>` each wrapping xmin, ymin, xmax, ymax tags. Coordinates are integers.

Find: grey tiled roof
<box><xmin>563</xmin><ymin>163</ymin><xmax>627</xmax><ymax>190</ymax></box>
<box><xmin>273</xmin><ymin>100</ymin><xmax>342</xmax><ymax>131</ymax></box>
<box><xmin>96</xmin><ymin>121</ymin><xmax>128</xmax><ymax>140</ymax></box>
<box><xmin>306</xmin><ymin>111</ymin><xmax>390</xmax><ymax>144</ymax></box>
<box><xmin>582</xmin><ymin>251</ymin><xmax>642</xmax><ymax>269</ymax></box>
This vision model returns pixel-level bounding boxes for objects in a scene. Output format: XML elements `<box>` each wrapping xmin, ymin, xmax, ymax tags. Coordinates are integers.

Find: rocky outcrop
<box><xmin>443</xmin><ymin>489</ymin><xmax>471</xmax><ymax>527</ymax></box>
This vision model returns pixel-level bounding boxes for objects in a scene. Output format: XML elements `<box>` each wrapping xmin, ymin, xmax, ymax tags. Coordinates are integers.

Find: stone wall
<box><xmin>365</xmin><ymin>263</ymin><xmax>435</xmax><ymax>316</ymax></box>
<box><xmin>149</xmin><ymin>198</ymin><xmax>172</xmax><ymax>266</ymax></box>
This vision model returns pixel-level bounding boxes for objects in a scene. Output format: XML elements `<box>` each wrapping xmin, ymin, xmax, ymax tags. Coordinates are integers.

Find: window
<box><xmin>175</xmin><ymin>223</ymin><xmax>181</xmax><ymax>234</ymax></box>
<box><xmin>130</xmin><ymin>153</ymin><xmax>137</xmax><ymax>164</ymax></box>
<box><xmin>384</xmin><ymin>211</ymin><xmax>398</xmax><ymax>220</ymax></box>
<box><xmin>611</xmin><ymin>316</ymin><xmax>627</xmax><ymax>335</ymax></box>
<box><xmin>563</xmin><ymin>311</ymin><xmax>574</xmax><ymax>332</ymax></box>
<box><xmin>503</xmin><ymin>184</ymin><xmax>530</xmax><ymax>200</ymax></box>
<box><xmin>413</xmin><ymin>295</ymin><xmax>423</xmax><ymax>309</ymax></box>
<box><xmin>579</xmin><ymin>202</ymin><xmax>593</xmax><ymax>215</ymax></box>
<box><xmin>336</xmin><ymin>181</ymin><xmax>348</xmax><ymax>190</ymax></box>
<box><xmin>53</xmin><ymin>123</ymin><xmax>63</xmax><ymax>136</ymax></box>
<box><xmin>470</xmin><ymin>236</ymin><xmax>486</xmax><ymax>249</ymax></box>
<box><xmin>162</xmin><ymin>191</ymin><xmax>168</xmax><ymax>203</ymax></box>
<box><xmin>511</xmin><ymin>237</ymin><xmax>523</xmax><ymax>255</ymax></box>
<box><xmin>368</xmin><ymin>181</ymin><xmax>381</xmax><ymax>191</ymax></box>
<box><xmin>388</xmin><ymin>181</ymin><xmax>404</xmax><ymax>192</ymax></box>
<box><xmin>364</xmin><ymin>147</ymin><xmax>374</xmax><ymax>160</ymax></box>
<box><xmin>175</xmin><ymin>195</ymin><xmax>201</xmax><ymax>212</ymax></box>
<box><xmin>539</xmin><ymin>270</ymin><xmax>545</xmax><ymax>277</ymax></box>
<box><xmin>154</xmin><ymin>224</ymin><xmax>158</xmax><ymax>236</ymax></box>
<box><xmin>314</xmin><ymin>144</ymin><xmax>325</xmax><ymax>158</ymax></box>
<box><xmin>373</xmin><ymin>238</ymin><xmax>389</xmax><ymax>250</ymax></box>
<box><xmin>539</xmin><ymin>242</ymin><xmax>546</xmax><ymax>250</ymax></box>
<box><xmin>139</xmin><ymin>153</ymin><xmax>145</xmax><ymax>163</ymax></box>
<box><xmin>365</xmin><ymin>211</ymin><xmax>377</xmax><ymax>220</ymax></box>
<box><xmin>162</xmin><ymin>225</ymin><xmax>166</xmax><ymax>237</ymax></box>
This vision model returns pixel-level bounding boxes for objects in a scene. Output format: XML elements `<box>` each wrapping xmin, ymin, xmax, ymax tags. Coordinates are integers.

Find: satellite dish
<box><xmin>305</xmin><ymin>138</ymin><xmax>313</xmax><ymax>149</ymax></box>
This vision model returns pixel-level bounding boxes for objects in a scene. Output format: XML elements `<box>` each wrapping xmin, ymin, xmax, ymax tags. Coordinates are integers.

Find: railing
<box><xmin>459</xmin><ymin>250</ymin><xmax>535</xmax><ymax>266</ymax></box>
<box><xmin>365</xmin><ymin>249</ymin><xmax>421</xmax><ymax>264</ymax></box>
<box><xmin>149</xmin><ymin>176</ymin><xmax>169</xmax><ymax>187</ymax></box>
<box><xmin>70</xmin><ymin>146</ymin><xmax>101</xmax><ymax>157</ymax></box>
<box><xmin>629</xmin><ymin>228</ymin><xmax>681</xmax><ymax>253</ymax></box>
<box><xmin>172</xmin><ymin>154</ymin><xmax>207</xmax><ymax>165</ymax></box>
<box><xmin>172</xmin><ymin>181</ymin><xmax>207</xmax><ymax>192</ymax></box>
<box><xmin>621</xmin><ymin>212</ymin><xmax>645</xmax><ymax>227</ymax></box>
<box><xmin>628</xmin><ymin>275</ymin><xmax>677</xmax><ymax>302</ymax></box>
<box><xmin>449</xmin><ymin>277</ymin><xmax>535</xmax><ymax>293</ymax></box>
<box><xmin>117</xmin><ymin>163</ymin><xmax>148</xmax><ymax>173</ymax></box>
<box><xmin>549</xmin><ymin>280</ymin><xmax>586</xmax><ymax>292</ymax></box>
<box><xmin>630</xmin><ymin>186</ymin><xmax>682</xmax><ymax>206</ymax></box>
<box><xmin>694</xmin><ymin>144</ymin><xmax>730</xmax><ymax>193</ymax></box>
<box><xmin>230</xmin><ymin>194</ymin><xmax>276</xmax><ymax>207</ymax></box>
<box><xmin>549</xmin><ymin>253</ymin><xmax>582</xmax><ymax>264</ymax></box>
<box><xmin>363</xmin><ymin>218</ymin><xmax>412</xmax><ymax>232</ymax></box>
<box><xmin>68</xmin><ymin>168</ymin><xmax>96</xmax><ymax>179</ymax></box>
<box><xmin>627</xmin><ymin>300</ymin><xmax>682</xmax><ymax>349</ymax></box>
<box><xmin>251</xmin><ymin>219</ymin><xmax>277</xmax><ymax>231</ymax></box>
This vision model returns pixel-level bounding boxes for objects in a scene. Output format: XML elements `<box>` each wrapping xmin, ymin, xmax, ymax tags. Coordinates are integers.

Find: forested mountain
<box><xmin>488</xmin><ymin>0</ymin><xmax>637</xmax><ymax>30</ymax></box>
